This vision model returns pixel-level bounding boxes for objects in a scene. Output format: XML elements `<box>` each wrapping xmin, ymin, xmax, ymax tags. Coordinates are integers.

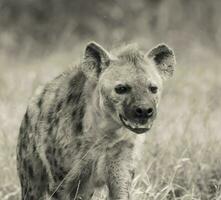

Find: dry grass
<box><xmin>0</xmin><ymin>46</ymin><xmax>221</xmax><ymax>200</ymax></box>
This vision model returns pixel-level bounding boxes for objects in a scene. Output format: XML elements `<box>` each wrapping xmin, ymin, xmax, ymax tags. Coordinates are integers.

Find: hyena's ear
<box><xmin>147</xmin><ymin>44</ymin><xmax>176</xmax><ymax>80</ymax></box>
<box><xmin>84</xmin><ymin>42</ymin><xmax>112</xmax><ymax>76</ymax></box>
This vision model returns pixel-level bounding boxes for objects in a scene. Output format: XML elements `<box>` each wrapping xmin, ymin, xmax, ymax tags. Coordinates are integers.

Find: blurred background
<box><xmin>0</xmin><ymin>0</ymin><xmax>221</xmax><ymax>59</ymax></box>
<box><xmin>0</xmin><ymin>0</ymin><xmax>221</xmax><ymax>199</ymax></box>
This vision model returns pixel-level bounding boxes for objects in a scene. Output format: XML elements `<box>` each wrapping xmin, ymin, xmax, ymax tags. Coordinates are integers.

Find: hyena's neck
<box><xmin>83</xmin><ymin>84</ymin><xmax>119</xmax><ymax>137</ymax></box>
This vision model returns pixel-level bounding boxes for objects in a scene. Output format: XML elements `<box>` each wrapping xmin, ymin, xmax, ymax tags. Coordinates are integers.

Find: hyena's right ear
<box><xmin>147</xmin><ymin>44</ymin><xmax>176</xmax><ymax>80</ymax></box>
<box><xmin>84</xmin><ymin>42</ymin><xmax>112</xmax><ymax>76</ymax></box>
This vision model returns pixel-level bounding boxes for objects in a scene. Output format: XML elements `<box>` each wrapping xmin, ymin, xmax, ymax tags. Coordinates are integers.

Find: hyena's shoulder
<box><xmin>23</xmin><ymin>66</ymin><xmax>88</xmax><ymax>137</ymax></box>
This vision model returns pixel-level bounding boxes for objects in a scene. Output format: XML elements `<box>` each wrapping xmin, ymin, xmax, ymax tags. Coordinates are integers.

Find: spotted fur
<box><xmin>17</xmin><ymin>41</ymin><xmax>176</xmax><ymax>200</ymax></box>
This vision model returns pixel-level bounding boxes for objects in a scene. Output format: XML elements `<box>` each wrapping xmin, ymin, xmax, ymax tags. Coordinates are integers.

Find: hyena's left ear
<box><xmin>147</xmin><ymin>44</ymin><xmax>176</xmax><ymax>80</ymax></box>
<box><xmin>84</xmin><ymin>42</ymin><xmax>112</xmax><ymax>76</ymax></box>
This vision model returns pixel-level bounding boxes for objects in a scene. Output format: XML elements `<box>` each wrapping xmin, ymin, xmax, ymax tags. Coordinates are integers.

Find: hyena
<box><xmin>17</xmin><ymin>41</ymin><xmax>176</xmax><ymax>200</ymax></box>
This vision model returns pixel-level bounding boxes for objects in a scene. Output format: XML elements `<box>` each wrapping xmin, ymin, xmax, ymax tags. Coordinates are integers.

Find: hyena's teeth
<box><xmin>124</xmin><ymin>119</ymin><xmax>130</xmax><ymax>126</ymax></box>
<box><xmin>131</xmin><ymin>124</ymin><xmax>136</xmax><ymax>129</ymax></box>
<box><xmin>123</xmin><ymin>117</ymin><xmax>128</xmax><ymax>121</ymax></box>
<box><xmin>121</xmin><ymin>115</ymin><xmax>150</xmax><ymax>130</ymax></box>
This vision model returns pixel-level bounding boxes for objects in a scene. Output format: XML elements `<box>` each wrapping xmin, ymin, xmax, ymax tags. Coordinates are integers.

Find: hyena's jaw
<box><xmin>119</xmin><ymin>114</ymin><xmax>152</xmax><ymax>134</ymax></box>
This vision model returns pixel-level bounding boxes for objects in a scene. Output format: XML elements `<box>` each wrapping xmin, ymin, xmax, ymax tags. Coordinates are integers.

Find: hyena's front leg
<box><xmin>61</xmin><ymin>160</ymin><xmax>94</xmax><ymax>200</ymax></box>
<box><xmin>106</xmin><ymin>141</ymin><xmax>134</xmax><ymax>200</ymax></box>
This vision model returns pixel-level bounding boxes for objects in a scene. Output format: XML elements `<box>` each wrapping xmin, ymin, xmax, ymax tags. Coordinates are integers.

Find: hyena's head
<box><xmin>84</xmin><ymin>42</ymin><xmax>176</xmax><ymax>134</ymax></box>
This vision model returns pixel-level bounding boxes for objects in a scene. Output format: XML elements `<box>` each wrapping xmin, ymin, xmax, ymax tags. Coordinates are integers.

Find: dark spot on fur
<box><xmin>59</xmin><ymin>166</ymin><xmax>66</xmax><ymax>173</ymax></box>
<box><xmin>44</xmin><ymin>137</ymin><xmax>48</xmax><ymax>143</ymax></box>
<box><xmin>20</xmin><ymin>174</ymin><xmax>24</xmax><ymax>184</ymax></box>
<box><xmin>52</xmin><ymin>147</ymin><xmax>56</xmax><ymax>154</ymax></box>
<box><xmin>72</xmin><ymin>109</ymin><xmax>77</xmax><ymax>118</ymax></box>
<box><xmin>130</xmin><ymin>169</ymin><xmax>135</xmax><ymax>179</ymax></box>
<box><xmin>54</xmin><ymin>167</ymin><xmax>66</xmax><ymax>182</ymax></box>
<box><xmin>76</xmin><ymin>122</ymin><xmax>83</xmax><ymax>133</ymax></box>
<box><xmin>54</xmin><ymin>159</ymin><xmax>58</xmax><ymax>167</ymax></box>
<box><xmin>56</xmin><ymin>100</ymin><xmax>63</xmax><ymax>112</ymax></box>
<box><xmin>46</xmin><ymin>146</ymin><xmax>52</xmax><ymax>155</ymax></box>
<box><xmin>35</xmin><ymin>124</ymin><xmax>38</xmax><ymax>132</ymax></box>
<box><xmin>41</xmin><ymin>173</ymin><xmax>46</xmax><ymax>181</ymax></box>
<box><xmin>37</xmin><ymin>88</ymin><xmax>47</xmax><ymax>110</ymax></box>
<box><xmin>22</xmin><ymin>142</ymin><xmax>26</xmax><ymax>150</ymax></box>
<box><xmin>37</xmin><ymin>97</ymin><xmax>43</xmax><ymax>109</ymax></box>
<box><xmin>74</xmin><ymin>104</ymin><xmax>85</xmax><ymax>135</ymax></box>
<box><xmin>48</xmin><ymin>125</ymin><xmax>53</xmax><ymax>135</ymax></box>
<box><xmin>24</xmin><ymin>112</ymin><xmax>29</xmax><ymax>125</ymax></box>
<box><xmin>66</xmin><ymin>71</ymin><xmax>87</xmax><ymax>136</ymax></box>
<box><xmin>67</xmin><ymin>71</ymin><xmax>86</xmax><ymax>104</ymax></box>
<box><xmin>76</xmin><ymin>140</ymin><xmax>82</xmax><ymax>148</ymax></box>
<box><xmin>67</xmin><ymin>92</ymin><xmax>75</xmax><ymax>104</ymax></box>
<box><xmin>29</xmin><ymin>195</ymin><xmax>34</xmax><ymax>200</ymax></box>
<box><xmin>58</xmin><ymin>174</ymin><xmax>64</xmax><ymax>181</ymax></box>
<box><xmin>19</xmin><ymin>125</ymin><xmax>24</xmax><ymax>134</ymax></box>
<box><xmin>23</xmin><ymin>187</ymin><xmax>28</xmax><ymax>195</ymax></box>
<box><xmin>54</xmin><ymin>118</ymin><xmax>59</xmax><ymax>126</ymax></box>
<box><xmin>47</xmin><ymin>110</ymin><xmax>54</xmax><ymax>123</ymax></box>
<box><xmin>57</xmin><ymin>148</ymin><xmax>62</xmax><ymax>156</ymax></box>
<box><xmin>28</xmin><ymin>165</ymin><xmax>34</xmax><ymax>179</ymax></box>
<box><xmin>29</xmin><ymin>124</ymin><xmax>34</xmax><ymax>132</ymax></box>
<box><xmin>79</xmin><ymin>105</ymin><xmax>85</xmax><ymax>118</ymax></box>
<box><xmin>23</xmin><ymin>160</ymin><xmax>27</xmax><ymax>171</ymax></box>
<box><xmin>104</xmin><ymin>60</ymin><xmax>110</xmax><ymax>67</ymax></box>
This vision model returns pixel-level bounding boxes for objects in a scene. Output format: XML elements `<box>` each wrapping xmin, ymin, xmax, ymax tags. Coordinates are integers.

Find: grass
<box><xmin>0</xmin><ymin>46</ymin><xmax>221</xmax><ymax>200</ymax></box>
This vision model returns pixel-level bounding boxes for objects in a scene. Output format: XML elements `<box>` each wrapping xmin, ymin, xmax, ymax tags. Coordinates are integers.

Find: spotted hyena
<box><xmin>17</xmin><ymin>41</ymin><xmax>176</xmax><ymax>200</ymax></box>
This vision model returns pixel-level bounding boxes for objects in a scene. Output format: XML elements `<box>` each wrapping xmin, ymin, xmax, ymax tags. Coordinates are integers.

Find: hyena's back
<box><xmin>17</xmin><ymin>67</ymin><xmax>88</xmax><ymax>199</ymax></box>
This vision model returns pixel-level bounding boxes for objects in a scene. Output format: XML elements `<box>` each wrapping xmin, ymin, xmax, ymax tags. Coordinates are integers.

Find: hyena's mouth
<box><xmin>119</xmin><ymin>114</ymin><xmax>151</xmax><ymax>134</ymax></box>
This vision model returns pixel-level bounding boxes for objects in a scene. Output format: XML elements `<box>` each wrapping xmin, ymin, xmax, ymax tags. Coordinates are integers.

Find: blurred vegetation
<box><xmin>0</xmin><ymin>0</ymin><xmax>221</xmax><ymax>57</ymax></box>
<box><xmin>0</xmin><ymin>1</ymin><xmax>221</xmax><ymax>199</ymax></box>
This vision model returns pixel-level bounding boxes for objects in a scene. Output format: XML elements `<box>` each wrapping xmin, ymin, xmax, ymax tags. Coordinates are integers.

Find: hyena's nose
<box><xmin>133</xmin><ymin>107</ymin><xmax>154</xmax><ymax>123</ymax></box>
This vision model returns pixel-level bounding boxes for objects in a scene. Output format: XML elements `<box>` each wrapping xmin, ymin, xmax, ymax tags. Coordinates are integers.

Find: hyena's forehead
<box><xmin>108</xmin><ymin>47</ymin><xmax>162</xmax><ymax>86</ymax></box>
<box><xmin>117</xmin><ymin>46</ymin><xmax>144</xmax><ymax>64</ymax></box>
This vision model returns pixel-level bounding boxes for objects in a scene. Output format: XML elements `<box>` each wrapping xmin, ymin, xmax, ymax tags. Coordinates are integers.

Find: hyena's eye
<box><xmin>115</xmin><ymin>84</ymin><xmax>131</xmax><ymax>94</ymax></box>
<box><xmin>149</xmin><ymin>85</ymin><xmax>158</xmax><ymax>94</ymax></box>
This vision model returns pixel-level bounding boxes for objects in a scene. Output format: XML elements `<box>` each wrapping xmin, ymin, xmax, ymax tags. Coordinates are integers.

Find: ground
<box><xmin>0</xmin><ymin>45</ymin><xmax>221</xmax><ymax>200</ymax></box>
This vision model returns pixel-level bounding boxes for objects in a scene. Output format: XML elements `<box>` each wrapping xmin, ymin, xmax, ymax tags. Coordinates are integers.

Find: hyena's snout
<box><xmin>132</xmin><ymin>106</ymin><xmax>154</xmax><ymax>124</ymax></box>
<box><xmin>125</xmin><ymin>104</ymin><xmax>156</xmax><ymax>125</ymax></box>
<box><xmin>119</xmin><ymin>101</ymin><xmax>157</xmax><ymax>134</ymax></box>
